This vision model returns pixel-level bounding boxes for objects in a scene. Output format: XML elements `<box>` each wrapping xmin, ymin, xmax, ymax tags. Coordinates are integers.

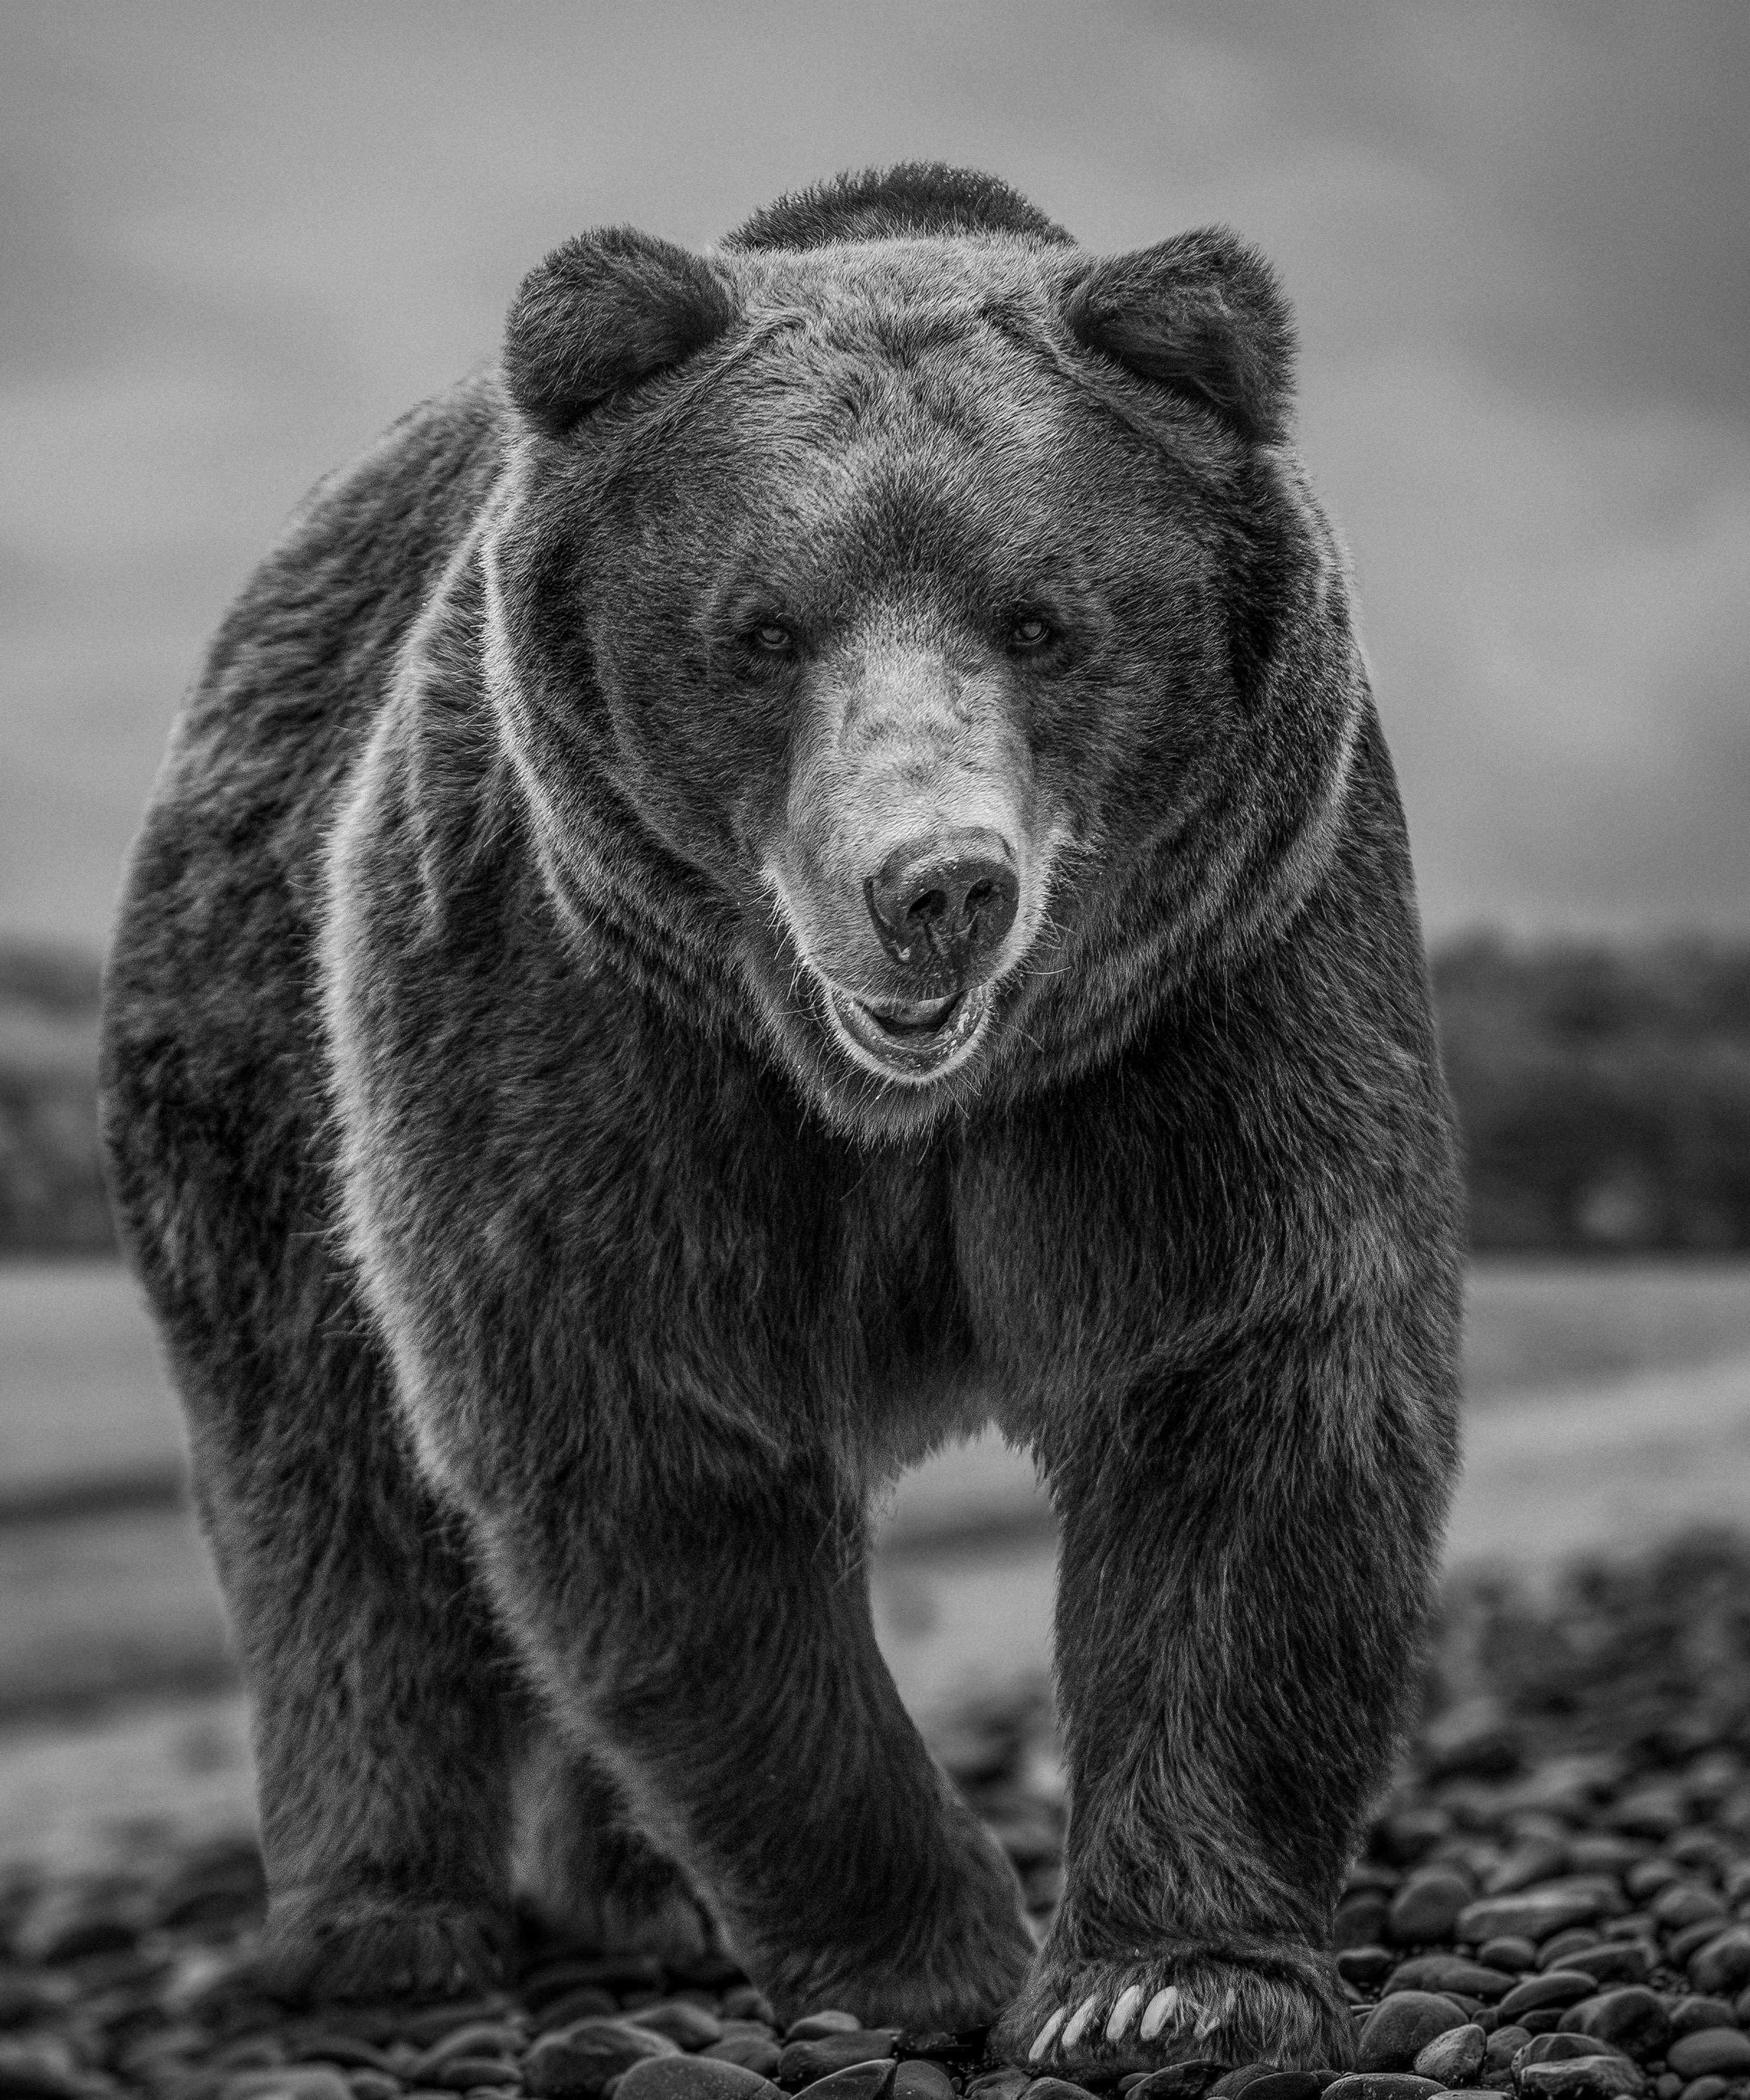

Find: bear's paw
<box><xmin>990</xmin><ymin>1944</ymin><xmax>1353</xmax><ymax>2076</ymax></box>
<box><xmin>258</xmin><ymin>1891</ymin><xmax>510</xmax><ymax>2003</ymax></box>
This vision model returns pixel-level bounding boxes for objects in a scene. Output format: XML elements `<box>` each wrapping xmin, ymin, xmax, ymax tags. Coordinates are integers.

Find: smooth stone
<box><xmin>1481</xmin><ymin>2027</ymin><xmax>1533</xmax><ymax>2078</ymax></box>
<box><xmin>1412</xmin><ymin>2026</ymin><xmax>1487</xmax><ymax>2085</ymax></box>
<box><xmin>1336</xmin><ymin>1895</ymin><xmax>1393</xmax><ymax>1951</ymax></box>
<box><xmin>537</xmin><ymin>1989</ymin><xmax>625</xmax><ymax>2030</ymax></box>
<box><xmin>617</xmin><ymin>2058</ymin><xmax>783</xmax><ymax>2100</ymax></box>
<box><xmin>1559</xmin><ymin>1989</ymin><xmax>1672</xmax><ymax>2059</ymax></box>
<box><xmin>1458</xmin><ymin>1893</ymin><xmax>1609</xmax><ymax>1946</ymax></box>
<box><xmin>1625</xmin><ymin>1863</ymin><xmax>1684</xmax><ymax>1902</ymax></box>
<box><xmin>723</xmin><ymin>1993</ymin><xmax>778</xmax><ymax>2026</ymax></box>
<box><xmin>412</xmin><ymin>2027</ymin><xmax>527</xmax><ymax>2076</ymax></box>
<box><xmin>1519</xmin><ymin>2038</ymin><xmax>1635</xmax><ymax>2072</ymax></box>
<box><xmin>349</xmin><ymin>2074</ymin><xmax>402</xmax><ymax>2100</ymax></box>
<box><xmin>1487</xmin><ymin>1841</ymin><xmax>1570</xmax><ymax>1896</ymax></box>
<box><xmin>1499</xmin><ymin>1975</ymin><xmax>1602</xmax><ymax>2021</ymax></box>
<box><xmin>1339</xmin><ymin>1948</ymin><xmax>1397</xmax><ymax>1990</ymax></box>
<box><xmin>1654</xmin><ymin>1888</ymin><xmax>1728</xmax><ymax>1931</ymax></box>
<box><xmin>1241</xmin><ymin>2077</ymin><xmax>1322</xmax><ymax>2100</ymax></box>
<box><xmin>790</xmin><ymin>2063</ymin><xmax>897</xmax><ymax>2100</ymax></box>
<box><xmin>1385</xmin><ymin>1958</ymin><xmax>1511</xmax><ymax>2003</ymax></box>
<box><xmin>1209</xmin><ymin>2069</ymin><xmax>1275</xmax><ymax>2098</ymax></box>
<box><xmin>1539</xmin><ymin>1933</ymin><xmax>1605</xmax><ymax>1971</ymax></box>
<box><xmin>1667</xmin><ymin>1999</ymin><xmax>1738</xmax><ymax>2040</ymax></box>
<box><xmin>1025</xmin><ymin>2083</ymin><xmax>1100</xmax><ymax>2100</ymax></box>
<box><xmin>961</xmin><ymin>2074</ymin><xmax>1030</xmax><ymax>2100</ymax></box>
<box><xmin>527</xmin><ymin>2022</ymin><xmax>680</xmax><ymax>2099</ymax></box>
<box><xmin>1321</xmin><ymin>2078</ymin><xmax>1443</xmax><ymax>2100</ymax></box>
<box><xmin>1678</xmin><ymin>2083</ymin><xmax>1731</xmax><ymax>2100</ymax></box>
<box><xmin>291</xmin><ymin>2036</ymin><xmax>399</xmax><ymax>2072</ymax></box>
<box><xmin>889</xmin><ymin>2067</ymin><xmax>955</xmax><ymax>2100</ymax></box>
<box><xmin>1356</xmin><ymin>1995</ymin><xmax>1470</xmax><ymax>2073</ymax></box>
<box><xmin>777</xmin><ymin>2037</ymin><xmax>899</xmax><ymax>2089</ymax></box>
<box><xmin>1124</xmin><ymin>2062</ymin><xmax>1230</xmax><ymax>2100</ymax></box>
<box><xmin>704</xmin><ymin>2039</ymin><xmax>783</xmax><ymax>2078</ymax></box>
<box><xmin>1666</xmin><ymin>2034</ymin><xmax>1750</xmax><ymax>2079</ymax></box>
<box><xmin>1390</xmin><ymin>1875</ymin><xmax>1473</xmax><ymax>1947</ymax></box>
<box><xmin>424</xmin><ymin>2060</ymin><xmax>522</xmax><ymax>2093</ymax></box>
<box><xmin>892</xmin><ymin>2033</ymin><xmax>987</xmax><ymax>2066</ymax></box>
<box><xmin>1670</xmin><ymin>1923</ymin><xmax>1731</xmax><ymax>1967</ymax></box>
<box><xmin>1478</xmin><ymin>1938</ymin><xmax>1540</xmax><ymax>1975</ymax></box>
<box><xmin>1562</xmin><ymin>1948</ymin><xmax>1656</xmax><ymax>1988</ymax></box>
<box><xmin>1522</xmin><ymin>2014</ymin><xmax>1569</xmax><ymax>2036</ymax></box>
<box><xmin>633</xmin><ymin>2006</ymin><xmax>727</xmax><ymax>2051</ymax></box>
<box><xmin>223</xmin><ymin>2076</ymin><xmax>355</xmax><ymax>2100</ymax></box>
<box><xmin>788</xmin><ymin>2017</ymin><xmax>863</xmax><ymax>2042</ymax></box>
<box><xmin>1517</xmin><ymin>2058</ymin><xmax>1645</xmax><ymax>2100</ymax></box>
<box><xmin>1687</xmin><ymin>1930</ymin><xmax>1750</xmax><ymax>1996</ymax></box>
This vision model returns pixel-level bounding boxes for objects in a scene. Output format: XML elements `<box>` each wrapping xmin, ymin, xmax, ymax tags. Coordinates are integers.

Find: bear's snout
<box><xmin>863</xmin><ymin>829</ymin><xmax>1019</xmax><ymax>980</ymax></box>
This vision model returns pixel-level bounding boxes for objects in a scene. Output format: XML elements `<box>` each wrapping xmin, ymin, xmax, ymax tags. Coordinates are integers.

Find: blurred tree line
<box><xmin>4</xmin><ymin>933</ymin><xmax>1750</xmax><ymax>1258</ymax></box>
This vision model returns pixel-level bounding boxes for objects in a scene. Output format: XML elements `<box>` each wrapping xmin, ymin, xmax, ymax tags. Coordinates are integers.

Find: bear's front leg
<box><xmin>992</xmin><ymin>1329</ymin><xmax>1456</xmax><ymax>2074</ymax></box>
<box><xmin>480</xmin><ymin>1472</ymin><xmax>1036</xmax><ymax>2028</ymax></box>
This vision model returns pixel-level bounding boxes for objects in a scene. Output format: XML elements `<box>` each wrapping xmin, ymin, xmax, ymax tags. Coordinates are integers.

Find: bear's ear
<box><xmin>503</xmin><ymin>227</ymin><xmax>739</xmax><ymax>437</ymax></box>
<box><xmin>1062</xmin><ymin>227</ymin><xmax>1296</xmax><ymax>445</ymax></box>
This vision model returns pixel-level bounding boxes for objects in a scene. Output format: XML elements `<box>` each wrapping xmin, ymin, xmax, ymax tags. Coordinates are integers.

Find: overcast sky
<box><xmin>3</xmin><ymin>0</ymin><xmax>1746</xmax><ymax>949</ymax></box>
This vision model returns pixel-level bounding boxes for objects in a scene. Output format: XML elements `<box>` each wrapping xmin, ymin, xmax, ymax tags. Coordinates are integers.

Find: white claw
<box><xmin>1029</xmin><ymin>2009</ymin><xmax>1066</xmax><ymax>2062</ymax></box>
<box><xmin>1139</xmin><ymin>1986</ymin><xmax>1182</xmax><ymax>2040</ymax></box>
<box><xmin>1060</xmin><ymin>1993</ymin><xmax>1104</xmax><ymax>2053</ymax></box>
<box><xmin>1106</xmin><ymin>1984</ymin><xmax>1145</xmax><ymax>2041</ymax></box>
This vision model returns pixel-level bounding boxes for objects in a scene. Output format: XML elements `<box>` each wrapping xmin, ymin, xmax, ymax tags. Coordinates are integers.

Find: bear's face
<box><xmin>489</xmin><ymin>225</ymin><xmax>1354</xmax><ymax>1139</ymax></box>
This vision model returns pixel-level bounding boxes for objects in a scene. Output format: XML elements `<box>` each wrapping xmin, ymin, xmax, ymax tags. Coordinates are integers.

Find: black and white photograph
<box><xmin>3</xmin><ymin>7</ymin><xmax>1748</xmax><ymax>2100</ymax></box>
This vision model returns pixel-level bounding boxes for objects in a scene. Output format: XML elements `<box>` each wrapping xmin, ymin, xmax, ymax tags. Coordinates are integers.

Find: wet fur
<box><xmin>101</xmin><ymin>165</ymin><xmax>1461</xmax><ymax>2059</ymax></box>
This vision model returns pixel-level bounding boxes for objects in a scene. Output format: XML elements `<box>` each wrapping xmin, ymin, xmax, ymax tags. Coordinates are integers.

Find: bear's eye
<box><xmin>748</xmin><ymin>622</ymin><xmax>794</xmax><ymax>655</ymax></box>
<box><xmin>1008</xmin><ymin>615</ymin><xmax>1054</xmax><ymax>652</ymax></box>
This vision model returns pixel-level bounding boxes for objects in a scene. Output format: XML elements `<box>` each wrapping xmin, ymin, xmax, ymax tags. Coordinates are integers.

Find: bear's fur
<box><xmin>101</xmin><ymin>165</ymin><xmax>1462</xmax><ymax>2070</ymax></box>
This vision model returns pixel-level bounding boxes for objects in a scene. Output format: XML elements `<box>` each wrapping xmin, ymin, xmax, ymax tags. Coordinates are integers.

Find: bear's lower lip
<box><xmin>825</xmin><ymin>982</ymin><xmax>994</xmax><ymax>1082</ymax></box>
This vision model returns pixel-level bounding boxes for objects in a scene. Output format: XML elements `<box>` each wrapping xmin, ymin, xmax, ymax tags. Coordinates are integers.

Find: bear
<box><xmin>100</xmin><ymin>163</ymin><xmax>1463</xmax><ymax>2073</ymax></box>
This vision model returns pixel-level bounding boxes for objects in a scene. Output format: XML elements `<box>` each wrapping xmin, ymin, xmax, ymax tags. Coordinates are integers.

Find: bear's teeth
<box><xmin>1106</xmin><ymin>1984</ymin><xmax>1145</xmax><ymax>2039</ymax></box>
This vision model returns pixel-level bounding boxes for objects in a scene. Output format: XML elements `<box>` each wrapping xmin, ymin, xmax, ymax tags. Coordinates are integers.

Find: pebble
<box><xmin>1539</xmin><ymin>1932</ymin><xmax>1605</xmax><ymax>1970</ymax></box>
<box><xmin>786</xmin><ymin>2017</ymin><xmax>862</xmax><ymax>2042</ymax></box>
<box><xmin>632</xmin><ymin>2006</ymin><xmax>725</xmax><ymax>2050</ymax></box>
<box><xmin>702</xmin><ymin>2037</ymin><xmax>783</xmax><ymax>2077</ymax></box>
<box><xmin>1478</xmin><ymin>1938</ymin><xmax>1540</xmax><ymax>1973</ymax></box>
<box><xmin>1665</xmin><ymin>2033</ymin><xmax>1750</xmax><ymax>2079</ymax></box>
<box><xmin>1384</xmin><ymin>1957</ymin><xmax>1510</xmax><ymax>2001</ymax></box>
<box><xmin>960</xmin><ymin>2075</ymin><xmax>1029</xmax><ymax>2100</ymax></box>
<box><xmin>1678</xmin><ymin>2083</ymin><xmax>1730</xmax><ymax>2100</ymax></box>
<box><xmin>1411</xmin><ymin>2024</ymin><xmax>1486</xmax><ymax>2085</ymax></box>
<box><xmin>1488</xmin><ymin>1841</ymin><xmax>1570</xmax><ymax>1896</ymax></box>
<box><xmin>1559</xmin><ymin>1988</ymin><xmax>1673</xmax><ymax>2058</ymax></box>
<box><xmin>1561</xmin><ymin>1946</ymin><xmax>1656</xmax><ymax>1988</ymax></box>
<box><xmin>1389</xmin><ymin>1876</ymin><xmax>1472</xmax><ymax>1947</ymax></box>
<box><xmin>1653</xmin><ymin>1888</ymin><xmax>1726</xmax><ymax>1932</ymax></box>
<box><xmin>789</xmin><ymin>2065</ymin><xmax>896</xmax><ymax>2100</ymax></box>
<box><xmin>1458</xmin><ymin>1892</ymin><xmax>1609</xmax><ymax>1946</ymax></box>
<box><xmin>888</xmin><ymin>2066</ymin><xmax>954</xmax><ymax>2100</ymax></box>
<box><xmin>1124</xmin><ymin>2062</ymin><xmax>1230</xmax><ymax>2100</ymax></box>
<box><xmin>1240</xmin><ymin>2076</ymin><xmax>1322</xmax><ymax>2100</ymax></box>
<box><xmin>1482</xmin><ymin>2028</ymin><xmax>1535</xmax><ymax>2081</ymax></box>
<box><xmin>412</xmin><ymin>2026</ymin><xmax>528</xmax><ymax>2075</ymax></box>
<box><xmin>222</xmin><ymin>2073</ymin><xmax>356</xmax><ymax>2100</ymax></box>
<box><xmin>1665</xmin><ymin>1998</ymin><xmax>1737</xmax><ymax>2040</ymax></box>
<box><xmin>424</xmin><ymin>2056</ymin><xmax>523</xmax><ymax>2091</ymax></box>
<box><xmin>1499</xmin><ymin>1975</ymin><xmax>1603</xmax><ymax>2021</ymax></box>
<box><xmin>616</xmin><ymin>2057</ymin><xmax>783</xmax><ymax>2100</ymax></box>
<box><xmin>774</xmin><ymin>2037</ymin><xmax>897</xmax><ymax>2089</ymax></box>
<box><xmin>1022</xmin><ymin>2083</ymin><xmax>1098</xmax><ymax>2100</ymax></box>
<box><xmin>1339</xmin><ymin>1949</ymin><xmax>1397</xmax><ymax>1989</ymax></box>
<box><xmin>526</xmin><ymin>2020</ymin><xmax>679</xmax><ymax>2098</ymax></box>
<box><xmin>1516</xmin><ymin>2058</ymin><xmax>1646</xmax><ymax>2100</ymax></box>
<box><xmin>1321</xmin><ymin>2077</ymin><xmax>1444</xmax><ymax>2100</ymax></box>
<box><xmin>1685</xmin><ymin>1929</ymin><xmax>1750</xmax><ymax>1995</ymax></box>
<box><xmin>536</xmin><ymin>1989</ymin><xmax>624</xmax><ymax>2031</ymax></box>
<box><xmin>1355</xmin><ymin>1995</ymin><xmax>1469</xmax><ymax>2072</ymax></box>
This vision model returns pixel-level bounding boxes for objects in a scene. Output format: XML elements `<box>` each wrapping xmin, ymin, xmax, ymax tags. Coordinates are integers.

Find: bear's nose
<box><xmin>863</xmin><ymin>830</ymin><xmax>1020</xmax><ymax>977</ymax></box>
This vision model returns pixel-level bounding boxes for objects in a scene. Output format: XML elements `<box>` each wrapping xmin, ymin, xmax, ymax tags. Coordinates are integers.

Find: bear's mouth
<box><xmin>825</xmin><ymin>982</ymin><xmax>995</xmax><ymax>1083</ymax></box>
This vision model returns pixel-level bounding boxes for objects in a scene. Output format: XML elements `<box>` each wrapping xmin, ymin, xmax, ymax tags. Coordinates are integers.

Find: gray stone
<box><xmin>704</xmin><ymin>2038</ymin><xmax>783</xmax><ymax>2078</ymax></box>
<box><xmin>776</xmin><ymin>2037</ymin><xmax>899</xmax><ymax>2090</ymax></box>
<box><xmin>888</xmin><ymin>2066</ymin><xmax>955</xmax><ymax>2100</ymax></box>
<box><xmin>1411</xmin><ymin>2026</ymin><xmax>1486</xmax><ymax>2086</ymax></box>
<box><xmin>1686</xmin><ymin>1929</ymin><xmax>1750</xmax><ymax>1997</ymax></box>
<box><xmin>1321</xmin><ymin>2078</ymin><xmax>1443</xmax><ymax>2100</ymax></box>
<box><xmin>786</xmin><ymin>2018</ymin><xmax>863</xmax><ymax>2043</ymax></box>
<box><xmin>1389</xmin><ymin>1875</ymin><xmax>1472</xmax><ymax>1948</ymax></box>
<box><xmin>1385</xmin><ymin>1958</ymin><xmax>1510</xmax><ymax>2003</ymax></box>
<box><xmin>1458</xmin><ymin>1892</ymin><xmax>1610</xmax><ymax>1946</ymax></box>
<box><xmin>790</xmin><ymin>2063</ymin><xmax>897</xmax><ymax>2100</ymax></box>
<box><xmin>1559</xmin><ymin>1989</ymin><xmax>1672</xmax><ymax>2060</ymax></box>
<box><xmin>1499</xmin><ymin>1974</ymin><xmax>1603</xmax><ymax>2022</ymax></box>
<box><xmin>1665</xmin><ymin>2034</ymin><xmax>1750</xmax><ymax>2081</ymax></box>
<box><xmin>527</xmin><ymin>2021</ymin><xmax>680</xmax><ymax>2098</ymax></box>
<box><xmin>616</xmin><ymin>2057</ymin><xmax>784</xmax><ymax>2100</ymax></box>
<box><xmin>1124</xmin><ymin>2062</ymin><xmax>1230</xmax><ymax>2100</ymax></box>
<box><xmin>634</xmin><ymin>2005</ymin><xmax>727</xmax><ymax>2051</ymax></box>
<box><xmin>1356</xmin><ymin>1995</ymin><xmax>1469</xmax><ymax>2073</ymax></box>
<box><xmin>1517</xmin><ymin>2059</ymin><xmax>1645</xmax><ymax>2100</ymax></box>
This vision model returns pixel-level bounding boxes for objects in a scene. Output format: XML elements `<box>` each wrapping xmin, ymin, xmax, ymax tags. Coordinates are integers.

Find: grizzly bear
<box><xmin>101</xmin><ymin>164</ymin><xmax>1462</xmax><ymax>2073</ymax></box>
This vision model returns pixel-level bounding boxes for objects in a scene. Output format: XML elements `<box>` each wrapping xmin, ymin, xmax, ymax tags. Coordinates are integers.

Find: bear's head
<box><xmin>483</xmin><ymin>165</ymin><xmax>1366</xmax><ymax>1141</ymax></box>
